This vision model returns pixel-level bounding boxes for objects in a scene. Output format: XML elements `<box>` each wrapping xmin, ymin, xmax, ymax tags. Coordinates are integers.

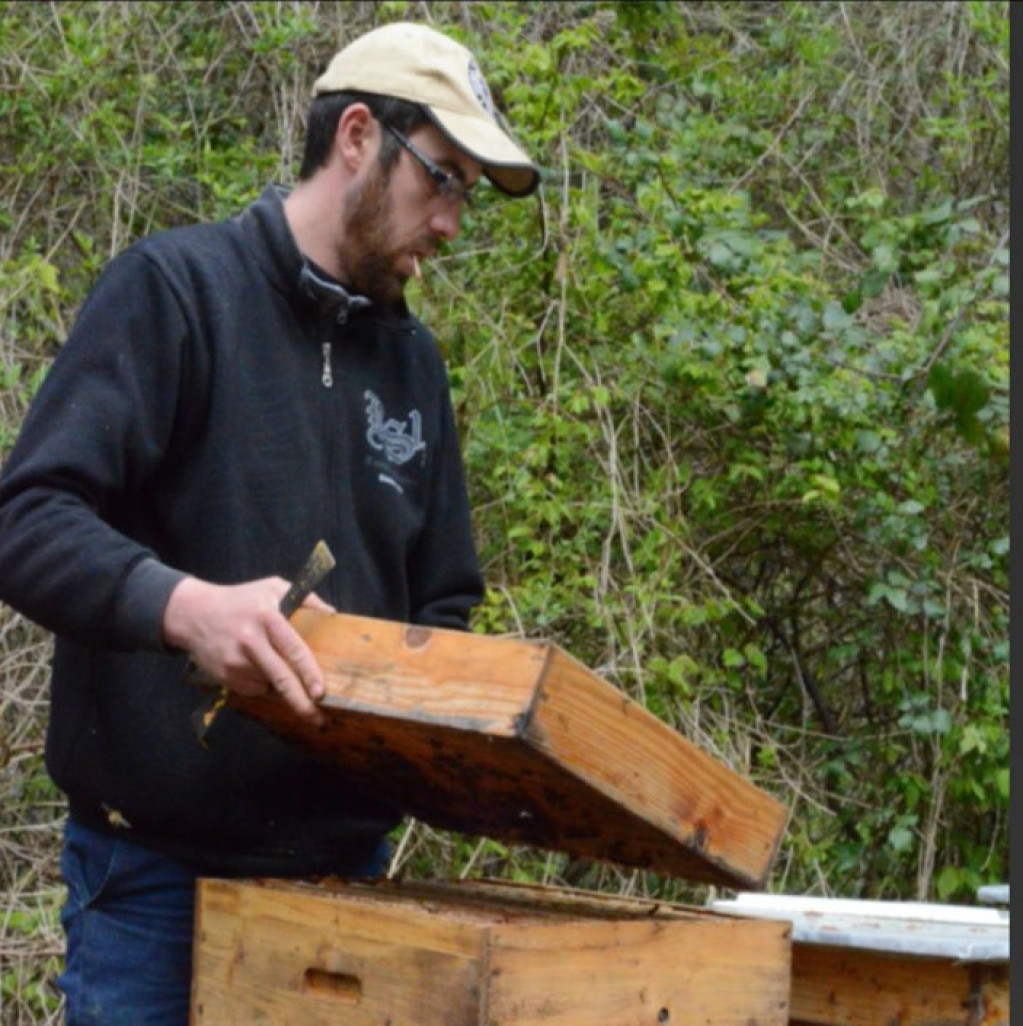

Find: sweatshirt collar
<box><xmin>243</xmin><ymin>184</ymin><xmax>413</xmax><ymax>324</ymax></box>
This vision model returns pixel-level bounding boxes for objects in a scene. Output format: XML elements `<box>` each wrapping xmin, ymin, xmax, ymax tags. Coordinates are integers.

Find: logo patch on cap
<box><xmin>467</xmin><ymin>58</ymin><xmax>495</xmax><ymax>117</ymax></box>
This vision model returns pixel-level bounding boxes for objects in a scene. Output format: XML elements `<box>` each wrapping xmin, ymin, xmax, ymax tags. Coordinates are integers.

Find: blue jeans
<box><xmin>58</xmin><ymin>819</ymin><xmax>198</xmax><ymax>1026</ymax></box>
<box><xmin>58</xmin><ymin>818</ymin><xmax>390</xmax><ymax>1025</ymax></box>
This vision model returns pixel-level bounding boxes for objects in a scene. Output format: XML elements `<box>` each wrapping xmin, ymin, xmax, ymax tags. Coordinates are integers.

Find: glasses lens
<box><xmin>438</xmin><ymin>176</ymin><xmax>470</xmax><ymax>204</ymax></box>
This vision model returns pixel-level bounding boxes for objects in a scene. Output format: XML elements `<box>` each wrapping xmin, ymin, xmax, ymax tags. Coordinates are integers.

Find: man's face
<box><xmin>337</xmin><ymin>122</ymin><xmax>481</xmax><ymax>306</ymax></box>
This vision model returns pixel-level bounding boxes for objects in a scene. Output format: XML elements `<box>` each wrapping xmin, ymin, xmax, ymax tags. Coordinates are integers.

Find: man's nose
<box><xmin>428</xmin><ymin>202</ymin><xmax>462</xmax><ymax>242</ymax></box>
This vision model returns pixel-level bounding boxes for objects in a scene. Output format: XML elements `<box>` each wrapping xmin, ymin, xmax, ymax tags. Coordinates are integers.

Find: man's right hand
<box><xmin>163</xmin><ymin>576</ymin><xmax>333</xmax><ymax>726</ymax></box>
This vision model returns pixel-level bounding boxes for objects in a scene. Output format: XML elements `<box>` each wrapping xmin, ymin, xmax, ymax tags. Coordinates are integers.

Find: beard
<box><xmin>339</xmin><ymin>168</ymin><xmax>408</xmax><ymax>307</ymax></box>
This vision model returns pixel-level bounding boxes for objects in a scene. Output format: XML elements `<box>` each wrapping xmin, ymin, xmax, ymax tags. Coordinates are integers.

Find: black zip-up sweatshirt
<box><xmin>0</xmin><ymin>185</ymin><xmax>484</xmax><ymax>875</ymax></box>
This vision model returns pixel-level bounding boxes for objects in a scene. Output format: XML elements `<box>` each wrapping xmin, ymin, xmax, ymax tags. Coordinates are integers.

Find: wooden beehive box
<box><xmin>192</xmin><ymin>877</ymin><xmax>792</xmax><ymax>1026</ymax></box>
<box><xmin>713</xmin><ymin>893</ymin><xmax>1010</xmax><ymax>1026</ymax></box>
<box><xmin>222</xmin><ymin>611</ymin><xmax>789</xmax><ymax>890</ymax></box>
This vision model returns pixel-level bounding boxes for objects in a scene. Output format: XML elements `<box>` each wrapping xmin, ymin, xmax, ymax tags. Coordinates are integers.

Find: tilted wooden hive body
<box><xmin>223</xmin><ymin>611</ymin><xmax>788</xmax><ymax>889</ymax></box>
<box><xmin>192</xmin><ymin>877</ymin><xmax>792</xmax><ymax>1026</ymax></box>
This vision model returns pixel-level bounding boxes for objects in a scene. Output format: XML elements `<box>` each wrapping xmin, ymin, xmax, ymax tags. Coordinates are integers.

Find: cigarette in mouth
<box><xmin>411</xmin><ymin>254</ymin><xmax>421</xmax><ymax>279</ymax></box>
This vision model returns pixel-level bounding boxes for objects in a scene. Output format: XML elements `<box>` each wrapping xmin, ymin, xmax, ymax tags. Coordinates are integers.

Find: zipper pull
<box><xmin>321</xmin><ymin>341</ymin><xmax>333</xmax><ymax>388</ymax></box>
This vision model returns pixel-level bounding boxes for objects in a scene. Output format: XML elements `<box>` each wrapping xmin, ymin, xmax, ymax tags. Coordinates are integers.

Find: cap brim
<box><xmin>425</xmin><ymin>107</ymin><xmax>540</xmax><ymax>197</ymax></box>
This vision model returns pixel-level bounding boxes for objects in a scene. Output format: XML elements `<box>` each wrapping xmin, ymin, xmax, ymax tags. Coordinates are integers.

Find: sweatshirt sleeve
<box><xmin>0</xmin><ymin>247</ymin><xmax>189</xmax><ymax>649</ymax></box>
<box><xmin>405</xmin><ymin>376</ymin><xmax>484</xmax><ymax>631</ymax></box>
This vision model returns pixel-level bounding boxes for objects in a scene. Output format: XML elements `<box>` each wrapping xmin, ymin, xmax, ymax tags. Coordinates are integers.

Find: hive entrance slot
<box><xmin>303</xmin><ymin>968</ymin><xmax>362</xmax><ymax>1003</ymax></box>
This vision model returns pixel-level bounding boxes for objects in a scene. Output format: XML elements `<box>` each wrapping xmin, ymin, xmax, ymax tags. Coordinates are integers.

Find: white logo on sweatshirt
<box><xmin>364</xmin><ymin>390</ymin><xmax>426</xmax><ymax>467</ymax></box>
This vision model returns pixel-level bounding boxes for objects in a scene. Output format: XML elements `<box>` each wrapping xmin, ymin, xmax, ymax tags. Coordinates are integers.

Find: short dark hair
<box><xmin>298</xmin><ymin>91</ymin><xmax>430</xmax><ymax>181</ymax></box>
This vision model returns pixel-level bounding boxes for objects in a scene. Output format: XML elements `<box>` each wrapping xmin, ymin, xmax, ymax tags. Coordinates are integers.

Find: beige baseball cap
<box><xmin>312</xmin><ymin>22</ymin><xmax>540</xmax><ymax>197</ymax></box>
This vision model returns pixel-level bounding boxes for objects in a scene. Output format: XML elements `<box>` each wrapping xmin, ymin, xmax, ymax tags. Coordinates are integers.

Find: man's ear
<box><xmin>335</xmin><ymin>103</ymin><xmax>377</xmax><ymax>173</ymax></box>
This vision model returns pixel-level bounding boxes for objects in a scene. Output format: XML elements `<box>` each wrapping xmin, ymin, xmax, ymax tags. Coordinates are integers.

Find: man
<box><xmin>0</xmin><ymin>21</ymin><xmax>539</xmax><ymax>1026</ymax></box>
